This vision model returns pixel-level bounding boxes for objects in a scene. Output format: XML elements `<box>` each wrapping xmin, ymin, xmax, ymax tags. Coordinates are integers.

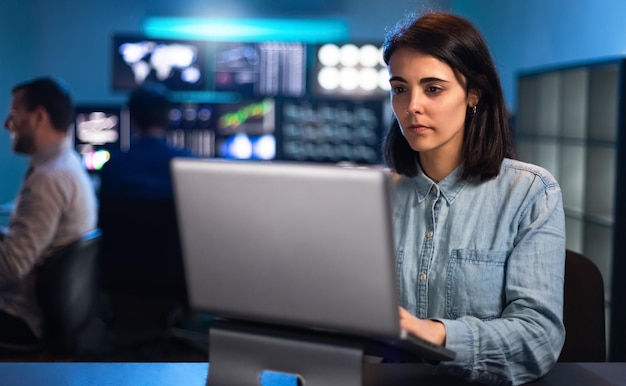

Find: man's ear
<box><xmin>32</xmin><ymin>106</ymin><xmax>49</xmax><ymax>128</ymax></box>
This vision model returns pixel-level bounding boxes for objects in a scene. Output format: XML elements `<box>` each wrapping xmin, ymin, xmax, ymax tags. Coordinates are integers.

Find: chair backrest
<box><xmin>559</xmin><ymin>249</ymin><xmax>606</xmax><ymax>362</ymax></box>
<box><xmin>36</xmin><ymin>229</ymin><xmax>102</xmax><ymax>349</ymax></box>
<box><xmin>97</xmin><ymin>197</ymin><xmax>187</xmax><ymax>300</ymax></box>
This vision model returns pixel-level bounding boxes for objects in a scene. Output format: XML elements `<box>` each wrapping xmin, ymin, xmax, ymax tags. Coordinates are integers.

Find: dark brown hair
<box><xmin>12</xmin><ymin>77</ymin><xmax>74</xmax><ymax>133</ymax></box>
<box><xmin>382</xmin><ymin>12</ymin><xmax>515</xmax><ymax>181</ymax></box>
<box><xmin>127</xmin><ymin>82</ymin><xmax>171</xmax><ymax>132</ymax></box>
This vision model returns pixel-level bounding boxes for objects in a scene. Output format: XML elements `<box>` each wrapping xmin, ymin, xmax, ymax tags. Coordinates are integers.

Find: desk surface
<box><xmin>0</xmin><ymin>362</ymin><xmax>624</xmax><ymax>386</ymax></box>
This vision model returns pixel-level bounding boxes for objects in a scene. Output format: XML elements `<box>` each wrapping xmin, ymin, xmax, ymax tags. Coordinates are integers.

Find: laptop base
<box><xmin>206</xmin><ymin>322</ymin><xmax>364</xmax><ymax>386</ymax></box>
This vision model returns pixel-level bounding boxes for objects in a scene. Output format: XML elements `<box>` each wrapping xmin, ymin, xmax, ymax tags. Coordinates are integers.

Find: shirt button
<box><xmin>419</xmin><ymin>273</ymin><xmax>427</xmax><ymax>282</ymax></box>
<box><xmin>426</xmin><ymin>230</ymin><xmax>434</xmax><ymax>238</ymax></box>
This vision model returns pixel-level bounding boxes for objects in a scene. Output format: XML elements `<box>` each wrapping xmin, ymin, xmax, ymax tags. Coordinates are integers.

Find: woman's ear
<box><xmin>468</xmin><ymin>88</ymin><xmax>481</xmax><ymax>108</ymax></box>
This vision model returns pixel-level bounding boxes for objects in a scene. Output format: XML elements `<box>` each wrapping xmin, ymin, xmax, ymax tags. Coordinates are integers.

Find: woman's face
<box><xmin>388</xmin><ymin>48</ymin><xmax>478</xmax><ymax>159</ymax></box>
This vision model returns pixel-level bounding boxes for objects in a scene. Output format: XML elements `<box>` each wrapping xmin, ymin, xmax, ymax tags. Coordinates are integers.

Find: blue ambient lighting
<box><xmin>169</xmin><ymin>91</ymin><xmax>241</xmax><ymax>104</ymax></box>
<box><xmin>143</xmin><ymin>17</ymin><xmax>349</xmax><ymax>43</ymax></box>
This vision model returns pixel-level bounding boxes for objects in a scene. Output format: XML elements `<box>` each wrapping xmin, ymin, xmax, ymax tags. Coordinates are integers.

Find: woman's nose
<box><xmin>407</xmin><ymin>92</ymin><xmax>423</xmax><ymax>114</ymax></box>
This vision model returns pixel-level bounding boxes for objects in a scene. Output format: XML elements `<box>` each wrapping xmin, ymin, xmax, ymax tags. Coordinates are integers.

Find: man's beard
<box><xmin>13</xmin><ymin>132</ymin><xmax>36</xmax><ymax>154</ymax></box>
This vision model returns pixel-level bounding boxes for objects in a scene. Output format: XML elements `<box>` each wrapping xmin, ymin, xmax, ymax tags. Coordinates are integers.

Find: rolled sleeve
<box><xmin>0</xmin><ymin>172</ymin><xmax>65</xmax><ymax>286</ymax></box>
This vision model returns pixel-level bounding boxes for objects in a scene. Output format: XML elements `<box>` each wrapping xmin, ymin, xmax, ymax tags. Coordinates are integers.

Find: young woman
<box><xmin>383</xmin><ymin>12</ymin><xmax>566</xmax><ymax>385</ymax></box>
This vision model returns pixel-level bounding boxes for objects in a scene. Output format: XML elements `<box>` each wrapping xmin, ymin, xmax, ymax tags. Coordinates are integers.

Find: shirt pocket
<box><xmin>446</xmin><ymin>249</ymin><xmax>508</xmax><ymax>320</ymax></box>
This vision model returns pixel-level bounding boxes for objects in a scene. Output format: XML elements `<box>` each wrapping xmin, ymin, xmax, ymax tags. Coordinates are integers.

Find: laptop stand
<box><xmin>206</xmin><ymin>322</ymin><xmax>365</xmax><ymax>386</ymax></box>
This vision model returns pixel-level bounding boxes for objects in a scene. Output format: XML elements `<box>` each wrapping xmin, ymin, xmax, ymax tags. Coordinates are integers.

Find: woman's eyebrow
<box><xmin>388</xmin><ymin>75</ymin><xmax>450</xmax><ymax>84</ymax></box>
<box><xmin>419</xmin><ymin>77</ymin><xmax>449</xmax><ymax>84</ymax></box>
<box><xmin>389</xmin><ymin>75</ymin><xmax>407</xmax><ymax>83</ymax></box>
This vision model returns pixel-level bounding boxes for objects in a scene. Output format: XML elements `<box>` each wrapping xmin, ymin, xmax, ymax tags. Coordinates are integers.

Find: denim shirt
<box><xmin>392</xmin><ymin>158</ymin><xmax>565</xmax><ymax>386</ymax></box>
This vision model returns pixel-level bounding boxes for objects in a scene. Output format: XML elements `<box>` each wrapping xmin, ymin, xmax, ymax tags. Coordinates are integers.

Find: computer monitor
<box><xmin>311</xmin><ymin>42</ymin><xmax>390</xmax><ymax>98</ymax></box>
<box><xmin>213</xmin><ymin>98</ymin><xmax>276</xmax><ymax>160</ymax></box>
<box><xmin>278</xmin><ymin>97</ymin><xmax>387</xmax><ymax>164</ymax></box>
<box><xmin>214</xmin><ymin>41</ymin><xmax>307</xmax><ymax>98</ymax></box>
<box><xmin>112</xmin><ymin>35</ymin><xmax>208</xmax><ymax>91</ymax></box>
<box><xmin>167</xmin><ymin>102</ymin><xmax>215</xmax><ymax>157</ymax></box>
<box><xmin>73</xmin><ymin>106</ymin><xmax>128</xmax><ymax>172</ymax></box>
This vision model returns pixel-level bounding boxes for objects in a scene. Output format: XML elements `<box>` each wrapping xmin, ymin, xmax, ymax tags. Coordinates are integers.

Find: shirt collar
<box><xmin>413</xmin><ymin>162</ymin><xmax>472</xmax><ymax>204</ymax></box>
<box><xmin>30</xmin><ymin>139</ymin><xmax>69</xmax><ymax>169</ymax></box>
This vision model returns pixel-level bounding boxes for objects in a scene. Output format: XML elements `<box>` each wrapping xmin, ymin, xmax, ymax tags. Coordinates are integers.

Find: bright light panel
<box><xmin>316</xmin><ymin>43</ymin><xmax>388</xmax><ymax>93</ymax></box>
<box><xmin>143</xmin><ymin>17</ymin><xmax>349</xmax><ymax>43</ymax></box>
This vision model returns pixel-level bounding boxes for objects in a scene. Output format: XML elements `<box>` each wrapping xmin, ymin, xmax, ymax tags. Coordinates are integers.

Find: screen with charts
<box><xmin>214</xmin><ymin>41</ymin><xmax>306</xmax><ymax>98</ymax></box>
<box><xmin>112</xmin><ymin>35</ymin><xmax>208</xmax><ymax>91</ymax></box>
<box><xmin>73</xmin><ymin>106</ymin><xmax>128</xmax><ymax>172</ymax></box>
<box><xmin>213</xmin><ymin>98</ymin><xmax>276</xmax><ymax>160</ymax></box>
<box><xmin>278</xmin><ymin>98</ymin><xmax>386</xmax><ymax>164</ymax></box>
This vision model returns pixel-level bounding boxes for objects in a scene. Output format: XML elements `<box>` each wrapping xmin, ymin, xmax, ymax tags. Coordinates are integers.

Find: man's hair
<box><xmin>127</xmin><ymin>83</ymin><xmax>171</xmax><ymax>132</ymax></box>
<box><xmin>12</xmin><ymin>77</ymin><xmax>74</xmax><ymax>133</ymax></box>
<box><xmin>382</xmin><ymin>12</ymin><xmax>516</xmax><ymax>181</ymax></box>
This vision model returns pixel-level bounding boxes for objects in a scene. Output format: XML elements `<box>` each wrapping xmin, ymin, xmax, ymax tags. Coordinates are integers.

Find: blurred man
<box><xmin>99</xmin><ymin>83</ymin><xmax>195</xmax><ymax>199</ymax></box>
<box><xmin>97</xmin><ymin>83</ymin><xmax>195</xmax><ymax>328</ymax></box>
<box><xmin>0</xmin><ymin>77</ymin><xmax>97</xmax><ymax>343</ymax></box>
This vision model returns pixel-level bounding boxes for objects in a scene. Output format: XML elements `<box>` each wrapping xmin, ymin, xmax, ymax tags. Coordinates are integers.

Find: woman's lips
<box><xmin>407</xmin><ymin>124</ymin><xmax>430</xmax><ymax>134</ymax></box>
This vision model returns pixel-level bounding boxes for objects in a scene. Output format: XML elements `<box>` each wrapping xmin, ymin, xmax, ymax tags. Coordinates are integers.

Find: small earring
<box><xmin>469</xmin><ymin>105</ymin><xmax>477</xmax><ymax>116</ymax></box>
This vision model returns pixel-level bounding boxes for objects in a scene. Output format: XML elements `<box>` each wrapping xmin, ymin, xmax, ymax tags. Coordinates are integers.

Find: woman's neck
<box><xmin>419</xmin><ymin>151</ymin><xmax>462</xmax><ymax>183</ymax></box>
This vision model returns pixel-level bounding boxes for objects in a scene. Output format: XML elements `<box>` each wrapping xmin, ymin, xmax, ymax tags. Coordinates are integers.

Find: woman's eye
<box><xmin>391</xmin><ymin>86</ymin><xmax>405</xmax><ymax>94</ymax></box>
<box><xmin>425</xmin><ymin>86</ymin><xmax>442</xmax><ymax>94</ymax></box>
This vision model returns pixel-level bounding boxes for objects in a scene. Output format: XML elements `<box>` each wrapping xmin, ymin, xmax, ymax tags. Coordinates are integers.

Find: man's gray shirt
<box><xmin>0</xmin><ymin>140</ymin><xmax>97</xmax><ymax>337</ymax></box>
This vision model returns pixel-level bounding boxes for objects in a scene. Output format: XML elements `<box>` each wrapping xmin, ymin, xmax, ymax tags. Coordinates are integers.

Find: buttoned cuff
<box><xmin>433</xmin><ymin>318</ymin><xmax>474</xmax><ymax>367</ymax></box>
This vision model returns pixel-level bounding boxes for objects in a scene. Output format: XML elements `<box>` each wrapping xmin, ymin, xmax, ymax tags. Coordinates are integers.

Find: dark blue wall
<box><xmin>0</xmin><ymin>0</ymin><xmax>36</xmax><ymax>202</ymax></box>
<box><xmin>453</xmin><ymin>0</ymin><xmax>626</xmax><ymax>109</ymax></box>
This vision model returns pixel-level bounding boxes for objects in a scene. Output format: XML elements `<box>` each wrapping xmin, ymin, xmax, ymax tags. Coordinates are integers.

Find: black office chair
<box><xmin>0</xmin><ymin>229</ymin><xmax>105</xmax><ymax>358</ymax></box>
<box><xmin>97</xmin><ymin>197</ymin><xmax>207</xmax><ymax>358</ymax></box>
<box><xmin>98</xmin><ymin>197</ymin><xmax>187</xmax><ymax>299</ymax></box>
<box><xmin>558</xmin><ymin>249</ymin><xmax>606</xmax><ymax>362</ymax></box>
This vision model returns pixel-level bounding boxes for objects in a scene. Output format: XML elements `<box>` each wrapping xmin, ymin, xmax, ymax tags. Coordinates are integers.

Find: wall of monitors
<box><xmin>109</xmin><ymin>34</ymin><xmax>391</xmax><ymax>165</ymax></box>
<box><xmin>112</xmin><ymin>34</ymin><xmax>388</xmax><ymax>99</ymax></box>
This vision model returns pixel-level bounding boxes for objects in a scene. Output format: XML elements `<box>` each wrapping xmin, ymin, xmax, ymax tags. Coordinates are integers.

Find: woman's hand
<box><xmin>399</xmin><ymin>307</ymin><xmax>447</xmax><ymax>346</ymax></box>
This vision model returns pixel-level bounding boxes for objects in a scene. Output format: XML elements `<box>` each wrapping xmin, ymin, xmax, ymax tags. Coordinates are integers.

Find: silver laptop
<box><xmin>171</xmin><ymin>158</ymin><xmax>455</xmax><ymax>362</ymax></box>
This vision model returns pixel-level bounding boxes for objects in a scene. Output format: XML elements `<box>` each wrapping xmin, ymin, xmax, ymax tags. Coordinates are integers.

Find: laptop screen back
<box><xmin>171</xmin><ymin>159</ymin><xmax>400</xmax><ymax>339</ymax></box>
